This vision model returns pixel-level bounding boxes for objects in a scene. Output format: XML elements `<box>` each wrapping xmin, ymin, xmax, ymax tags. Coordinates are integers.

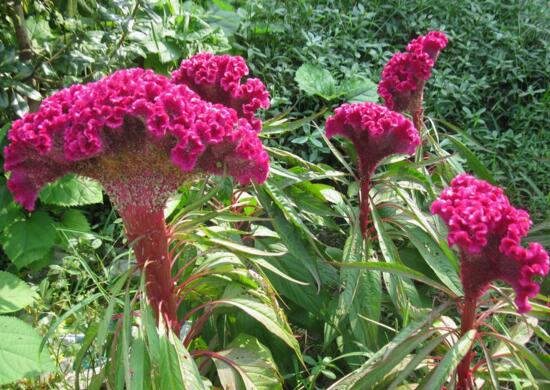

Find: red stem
<box><xmin>119</xmin><ymin>206</ymin><xmax>180</xmax><ymax>334</ymax></box>
<box><xmin>359</xmin><ymin>176</ymin><xmax>371</xmax><ymax>237</ymax></box>
<box><xmin>457</xmin><ymin>295</ymin><xmax>477</xmax><ymax>390</ymax></box>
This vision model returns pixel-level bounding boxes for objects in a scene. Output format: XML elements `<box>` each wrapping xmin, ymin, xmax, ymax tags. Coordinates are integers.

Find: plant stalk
<box><xmin>457</xmin><ymin>294</ymin><xmax>477</xmax><ymax>390</ymax></box>
<box><xmin>119</xmin><ymin>206</ymin><xmax>180</xmax><ymax>334</ymax></box>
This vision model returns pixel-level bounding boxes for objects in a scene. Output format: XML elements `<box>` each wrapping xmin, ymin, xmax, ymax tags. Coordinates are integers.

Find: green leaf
<box><xmin>218</xmin><ymin>297</ymin><xmax>301</xmax><ymax>357</ymax></box>
<box><xmin>129</xmin><ymin>337</ymin><xmax>151</xmax><ymax>390</ymax></box>
<box><xmin>39</xmin><ymin>174</ymin><xmax>103</xmax><ymax>207</ymax></box>
<box><xmin>261</xmin><ymin>109</ymin><xmax>327</xmax><ymax>136</ymax></box>
<box><xmin>446</xmin><ymin>135</ymin><xmax>495</xmax><ymax>183</ymax></box>
<box><xmin>339</xmin><ymin>77</ymin><xmax>378</xmax><ymax>103</ymax></box>
<box><xmin>0</xmin><ymin>316</ymin><xmax>54</xmax><ymax>385</ymax></box>
<box><xmin>215</xmin><ymin>334</ymin><xmax>282</xmax><ymax>390</ymax></box>
<box><xmin>328</xmin><ymin>304</ymin><xmax>449</xmax><ymax>389</ymax></box>
<box><xmin>14</xmin><ymin>83</ymin><xmax>42</xmax><ymax>101</ymax></box>
<box><xmin>419</xmin><ymin>330</ymin><xmax>476</xmax><ymax>389</ymax></box>
<box><xmin>406</xmin><ymin>227</ymin><xmax>463</xmax><ymax>297</ymax></box>
<box><xmin>337</xmin><ymin>221</ymin><xmax>381</xmax><ymax>349</ymax></box>
<box><xmin>0</xmin><ymin>271</ymin><xmax>35</xmax><ymax>313</ymax></box>
<box><xmin>11</xmin><ymin>92</ymin><xmax>29</xmax><ymax>117</ymax></box>
<box><xmin>162</xmin><ymin>326</ymin><xmax>206</xmax><ymax>389</ymax></box>
<box><xmin>371</xmin><ymin>206</ymin><xmax>421</xmax><ymax>308</ymax></box>
<box><xmin>2</xmin><ymin>211</ymin><xmax>56</xmax><ymax>269</ymax></box>
<box><xmin>333</xmin><ymin>261</ymin><xmax>456</xmax><ymax>297</ymax></box>
<box><xmin>387</xmin><ymin>334</ymin><xmax>447</xmax><ymax>390</ymax></box>
<box><xmin>256</xmin><ymin>186</ymin><xmax>321</xmax><ymax>288</ymax></box>
<box><xmin>295</xmin><ymin>63</ymin><xmax>338</xmax><ymax>100</ymax></box>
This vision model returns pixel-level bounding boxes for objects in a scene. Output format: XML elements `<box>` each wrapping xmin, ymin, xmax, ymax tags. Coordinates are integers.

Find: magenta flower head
<box><xmin>378</xmin><ymin>31</ymin><xmax>447</xmax><ymax>125</ymax></box>
<box><xmin>431</xmin><ymin>174</ymin><xmax>549</xmax><ymax>313</ymax></box>
<box><xmin>326</xmin><ymin>102</ymin><xmax>420</xmax><ymax>236</ymax></box>
<box><xmin>3</xmin><ymin>53</ymin><xmax>270</xmax><ymax>332</ymax></box>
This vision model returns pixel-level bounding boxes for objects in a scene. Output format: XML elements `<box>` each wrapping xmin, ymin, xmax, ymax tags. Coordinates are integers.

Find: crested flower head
<box><xmin>406</xmin><ymin>31</ymin><xmax>448</xmax><ymax>60</ymax></box>
<box><xmin>326</xmin><ymin>102</ymin><xmax>419</xmax><ymax>236</ymax></box>
<box><xmin>171</xmin><ymin>53</ymin><xmax>270</xmax><ymax>132</ymax></box>
<box><xmin>431</xmin><ymin>174</ymin><xmax>549</xmax><ymax>313</ymax></box>
<box><xmin>325</xmin><ymin>102</ymin><xmax>420</xmax><ymax>174</ymax></box>
<box><xmin>4</xmin><ymin>54</ymin><xmax>270</xmax><ymax>212</ymax></box>
<box><xmin>378</xmin><ymin>31</ymin><xmax>447</xmax><ymax>112</ymax></box>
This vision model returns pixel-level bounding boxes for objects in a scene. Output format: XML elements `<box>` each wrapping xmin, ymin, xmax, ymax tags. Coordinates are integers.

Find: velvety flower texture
<box><xmin>378</xmin><ymin>31</ymin><xmax>447</xmax><ymax>113</ymax></box>
<box><xmin>431</xmin><ymin>174</ymin><xmax>549</xmax><ymax>313</ymax></box>
<box><xmin>326</xmin><ymin>102</ymin><xmax>420</xmax><ymax>235</ymax></box>
<box><xmin>4</xmin><ymin>53</ymin><xmax>270</xmax><ymax>212</ymax></box>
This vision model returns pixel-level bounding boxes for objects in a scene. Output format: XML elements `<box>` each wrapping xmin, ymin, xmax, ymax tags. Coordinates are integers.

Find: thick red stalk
<box><xmin>359</xmin><ymin>176</ymin><xmax>371</xmax><ymax>237</ymax></box>
<box><xmin>457</xmin><ymin>294</ymin><xmax>477</xmax><ymax>390</ymax></box>
<box><xmin>119</xmin><ymin>206</ymin><xmax>180</xmax><ymax>334</ymax></box>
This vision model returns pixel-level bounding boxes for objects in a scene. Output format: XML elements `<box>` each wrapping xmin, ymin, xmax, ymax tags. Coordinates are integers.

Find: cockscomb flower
<box><xmin>326</xmin><ymin>102</ymin><xmax>420</xmax><ymax>236</ymax></box>
<box><xmin>3</xmin><ymin>54</ymin><xmax>271</xmax><ymax>332</ymax></box>
<box><xmin>172</xmin><ymin>52</ymin><xmax>270</xmax><ymax>132</ymax></box>
<box><xmin>431</xmin><ymin>174</ymin><xmax>549</xmax><ymax>313</ymax></box>
<box><xmin>378</xmin><ymin>31</ymin><xmax>447</xmax><ymax>126</ymax></box>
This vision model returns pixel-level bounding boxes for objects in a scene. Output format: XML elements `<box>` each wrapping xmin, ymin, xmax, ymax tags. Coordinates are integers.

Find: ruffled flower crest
<box><xmin>4</xmin><ymin>54</ymin><xmax>271</xmax><ymax>212</ymax></box>
<box><xmin>378</xmin><ymin>31</ymin><xmax>448</xmax><ymax>118</ymax></box>
<box><xmin>326</xmin><ymin>102</ymin><xmax>420</xmax><ymax>235</ymax></box>
<box><xmin>431</xmin><ymin>174</ymin><xmax>549</xmax><ymax>313</ymax></box>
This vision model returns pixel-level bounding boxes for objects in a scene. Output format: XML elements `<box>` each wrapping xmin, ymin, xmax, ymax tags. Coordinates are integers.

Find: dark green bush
<box><xmin>235</xmin><ymin>0</ymin><xmax>550</xmax><ymax>219</ymax></box>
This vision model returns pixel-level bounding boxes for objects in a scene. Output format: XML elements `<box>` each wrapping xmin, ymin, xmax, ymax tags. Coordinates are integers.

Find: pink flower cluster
<box><xmin>431</xmin><ymin>174</ymin><xmax>549</xmax><ymax>312</ymax></box>
<box><xmin>4</xmin><ymin>54</ymin><xmax>270</xmax><ymax>211</ymax></box>
<box><xmin>326</xmin><ymin>102</ymin><xmax>420</xmax><ymax>174</ymax></box>
<box><xmin>378</xmin><ymin>31</ymin><xmax>447</xmax><ymax>112</ymax></box>
<box><xmin>326</xmin><ymin>102</ymin><xmax>419</xmax><ymax>236</ymax></box>
<box><xmin>172</xmin><ymin>53</ymin><xmax>270</xmax><ymax>132</ymax></box>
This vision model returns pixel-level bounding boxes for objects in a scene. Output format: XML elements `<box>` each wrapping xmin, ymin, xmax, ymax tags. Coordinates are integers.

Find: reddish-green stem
<box><xmin>359</xmin><ymin>175</ymin><xmax>371</xmax><ymax>237</ymax></box>
<box><xmin>119</xmin><ymin>206</ymin><xmax>180</xmax><ymax>334</ymax></box>
<box><xmin>457</xmin><ymin>295</ymin><xmax>477</xmax><ymax>390</ymax></box>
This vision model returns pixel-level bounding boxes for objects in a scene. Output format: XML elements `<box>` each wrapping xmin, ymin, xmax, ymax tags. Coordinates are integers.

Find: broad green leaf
<box><xmin>2</xmin><ymin>211</ymin><xmax>56</xmax><ymax>269</ymax></box>
<box><xmin>406</xmin><ymin>227</ymin><xmax>463</xmax><ymax>297</ymax></box>
<box><xmin>337</xmin><ymin>221</ymin><xmax>381</xmax><ymax>349</ymax></box>
<box><xmin>295</xmin><ymin>63</ymin><xmax>338</xmax><ymax>100</ymax></box>
<box><xmin>339</xmin><ymin>76</ymin><xmax>378</xmax><ymax>103</ymax></box>
<box><xmin>0</xmin><ymin>271</ymin><xmax>35</xmax><ymax>313</ymax></box>
<box><xmin>39</xmin><ymin>174</ymin><xmax>103</xmax><ymax>207</ymax></box>
<box><xmin>167</xmin><ymin>327</ymin><xmax>206</xmax><ymax>389</ymax></box>
<box><xmin>215</xmin><ymin>334</ymin><xmax>282</xmax><ymax>390</ymax></box>
<box><xmin>14</xmin><ymin>83</ymin><xmax>42</xmax><ymax>101</ymax></box>
<box><xmin>256</xmin><ymin>187</ymin><xmax>321</xmax><ymax>288</ymax></box>
<box><xmin>129</xmin><ymin>337</ymin><xmax>151</xmax><ymax>390</ymax></box>
<box><xmin>371</xmin><ymin>205</ymin><xmax>421</xmax><ymax>309</ymax></box>
<box><xmin>0</xmin><ymin>316</ymin><xmax>54</xmax><ymax>385</ymax></box>
<box><xmin>11</xmin><ymin>92</ymin><xmax>28</xmax><ymax>117</ymax></box>
<box><xmin>158</xmin><ymin>327</ymin><xmax>185</xmax><ymax>390</ymax></box>
<box><xmin>419</xmin><ymin>330</ymin><xmax>476</xmax><ymax>389</ymax></box>
<box><xmin>218</xmin><ymin>297</ymin><xmax>301</xmax><ymax>357</ymax></box>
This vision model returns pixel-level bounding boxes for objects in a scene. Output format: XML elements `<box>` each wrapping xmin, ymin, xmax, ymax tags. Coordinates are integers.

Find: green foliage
<box><xmin>294</xmin><ymin>63</ymin><xmax>377</xmax><ymax>102</ymax></box>
<box><xmin>2</xmin><ymin>211</ymin><xmax>56</xmax><ymax>269</ymax></box>
<box><xmin>0</xmin><ymin>271</ymin><xmax>36</xmax><ymax>313</ymax></box>
<box><xmin>236</xmin><ymin>0</ymin><xmax>550</xmax><ymax>219</ymax></box>
<box><xmin>39</xmin><ymin>175</ymin><xmax>103</xmax><ymax>207</ymax></box>
<box><xmin>0</xmin><ymin>316</ymin><xmax>54</xmax><ymax>385</ymax></box>
<box><xmin>0</xmin><ymin>0</ymin><xmax>548</xmax><ymax>388</ymax></box>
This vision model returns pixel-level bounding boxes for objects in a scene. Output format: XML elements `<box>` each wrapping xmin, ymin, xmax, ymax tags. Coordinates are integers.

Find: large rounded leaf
<box><xmin>0</xmin><ymin>271</ymin><xmax>35</xmax><ymax>313</ymax></box>
<box><xmin>0</xmin><ymin>316</ymin><xmax>54</xmax><ymax>385</ymax></box>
